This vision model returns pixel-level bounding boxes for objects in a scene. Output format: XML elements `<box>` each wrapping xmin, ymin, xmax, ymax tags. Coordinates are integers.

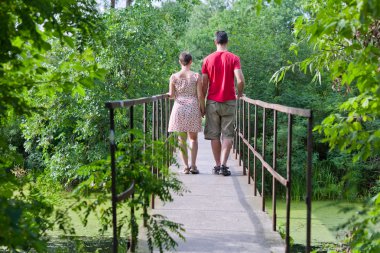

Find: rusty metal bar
<box><xmin>106</xmin><ymin>94</ymin><xmax>178</xmax><ymax>252</ymax></box>
<box><xmin>234</xmin><ymin>96</ymin><xmax>312</xmax><ymax>252</ymax></box>
<box><xmin>242</xmin><ymin>100</ymin><xmax>246</xmax><ymax>174</ymax></box>
<box><xmin>272</xmin><ymin>110</ymin><xmax>277</xmax><ymax>231</ymax></box>
<box><xmin>109</xmin><ymin>108</ymin><xmax>118</xmax><ymax>253</ymax></box>
<box><xmin>143</xmin><ymin>103</ymin><xmax>148</xmax><ymax>227</ymax></box>
<box><xmin>105</xmin><ymin>94</ymin><xmax>169</xmax><ymax>109</ymax></box>
<box><xmin>165</xmin><ymin>98</ymin><xmax>169</xmax><ymax>167</ymax></box>
<box><xmin>306</xmin><ymin>114</ymin><xmax>313</xmax><ymax>253</ymax></box>
<box><xmin>117</xmin><ymin>181</ymin><xmax>135</xmax><ymax>201</ymax></box>
<box><xmin>247</xmin><ymin>103</ymin><xmax>251</xmax><ymax>184</ymax></box>
<box><xmin>239</xmin><ymin>134</ymin><xmax>288</xmax><ymax>186</ymax></box>
<box><xmin>238</xmin><ymin>99</ymin><xmax>242</xmax><ymax>165</ymax></box>
<box><xmin>253</xmin><ymin>105</ymin><xmax>258</xmax><ymax>196</ymax></box>
<box><xmin>241</xmin><ymin>97</ymin><xmax>311</xmax><ymax>117</ymax></box>
<box><xmin>285</xmin><ymin>114</ymin><xmax>293</xmax><ymax>253</ymax></box>
<box><xmin>262</xmin><ymin>108</ymin><xmax>266</xmax><ymax>212</ymax></box>
<box><xmin>234</xmin><ymin>99</ymin><xmax>238</xmax><ymax>157</ymax></box>
<box><xmin>129</xmin><ymin>105</ymin><xmax>136</xmax><ymax>253</ymax></box>
<box><xmin>151</xmin><ymin>101</ymin><xmax>156</xmax><ymax>209</ymax></box>
<box><xmin>143</xmin><ymin>104</ymin><xmax>147</xmax><ymax>151</ymax></box>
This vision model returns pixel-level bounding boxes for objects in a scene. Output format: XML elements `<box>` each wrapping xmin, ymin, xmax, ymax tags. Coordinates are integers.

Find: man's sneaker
<box><xmin>220</xmin><ymin>165</ymin><xmax>231</xmax><ymax>176</ymax></box>
<box><xmin>212</xmin><ymin>166</ymin><xmax>220</xmax><ymax>175</ymax></box>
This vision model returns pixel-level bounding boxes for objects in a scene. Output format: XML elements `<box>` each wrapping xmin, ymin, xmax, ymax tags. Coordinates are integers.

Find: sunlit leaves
<box><xmin>273</xmin><ymin>0</ymin><xmax>380</xmax><ymax>162</ymax></box>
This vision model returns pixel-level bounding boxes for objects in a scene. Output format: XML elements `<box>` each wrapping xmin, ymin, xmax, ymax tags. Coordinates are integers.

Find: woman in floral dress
<box><xmin>168</xmin><ymin>52</ymin><xmax>205</xmax><ymax>174</ymax></box>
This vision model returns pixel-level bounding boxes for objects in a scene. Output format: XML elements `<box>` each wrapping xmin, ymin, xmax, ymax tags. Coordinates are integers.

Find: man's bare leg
<box><xmin>211</xmin><ymin>139</ymin><xmax>221</xmax><ymax>166</ymax></box>
<box><xmin>221</xmin><ymin>138</ymin><xmax>233</xmax><ymax>166</ymax></box>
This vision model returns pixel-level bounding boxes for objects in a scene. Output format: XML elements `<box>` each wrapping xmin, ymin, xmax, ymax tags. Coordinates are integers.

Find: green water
<box><xmin>266</xmin><ymin>200</ymin><xmax>360</xmax><ymax>246</ymax></box>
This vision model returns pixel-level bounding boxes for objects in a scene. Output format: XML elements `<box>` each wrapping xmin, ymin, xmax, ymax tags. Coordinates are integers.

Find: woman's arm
<box><xmin>167</xmin><ymin>75</ymin><xmax>176</xmax><ymax>99</ymax></box>
<box><xmin>196</xmin><ymin>73</ymin><xmax>205</xmax><ymax>116</ymax></box>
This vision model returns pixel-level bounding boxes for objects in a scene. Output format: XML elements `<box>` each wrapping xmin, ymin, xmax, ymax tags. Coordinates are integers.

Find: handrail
<box><xmin>235</xmin><ymin>95</ymin><xmax>313</xmax><ymax>253</ymax></box>
<box><xmin>239</xmin><ymin>133</ymin><xmax>288</xmax><ymax>186</ymax></box>
<box><xmin>241</xmin><ymin>96</ymin><xmax>311</xmax><ymax>117</ymax></box>
<box><xmin>116</xmin><ymin>180</ymin><xmax>135</xmax><ymax>202</ymax></box>
<box><xmin>105</xmin><ymin>94</ymin><xmax>169</xmax><ymax>109</ymax></box>
<box><xmin>105</xmin><ymin>93</ymin><xmax>172</xmax><ymax>253</ymax></box>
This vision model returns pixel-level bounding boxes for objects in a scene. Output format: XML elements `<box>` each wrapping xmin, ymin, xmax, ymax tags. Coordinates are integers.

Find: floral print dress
<box><xmin>168</xmin><ymin>73</ymin><xmax>202</xmax><ymax>133</ymax></box>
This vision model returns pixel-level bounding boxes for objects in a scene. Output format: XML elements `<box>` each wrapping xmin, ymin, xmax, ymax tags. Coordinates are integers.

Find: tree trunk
<box><xmin>111</xmin><ymin>0</ymin><xmax>115</xmax><ymax>8</ymax></box>
<box><xmin>126</xmin><ymin>0</ymin><xmax>132</xmax><ymax>7</ymax></box>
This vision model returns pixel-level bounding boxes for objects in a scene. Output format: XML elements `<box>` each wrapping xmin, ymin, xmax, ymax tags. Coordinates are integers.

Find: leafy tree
<box><xmin>273</xmin><ymin>0</ymin><xmax>380</xmax><ymax>162</ymax></box>
<box><xmin>269</xmin><ymin>0</ymin><xmax>380</xmax><ymax>250</ymax></box>
<box><xmin>0</xmin><ymin>0</ymin><xmax>104</xmax><ymax>251</ymax></box>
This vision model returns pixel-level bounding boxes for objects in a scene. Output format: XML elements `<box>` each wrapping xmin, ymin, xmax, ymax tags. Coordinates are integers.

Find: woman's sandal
<box><xmin>183</xmin><ymin>167</ymin><xmax>190</xmax><ymax>174</ymax></box>
<box><xmin>190</xmin><ymin>166</ymin><xmax>199</xmax><ymax>174</ymax></box>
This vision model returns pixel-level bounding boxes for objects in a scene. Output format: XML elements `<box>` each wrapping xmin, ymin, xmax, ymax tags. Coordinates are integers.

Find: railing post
<box><xmin>254</xmin><ymin>105</ymin><xmax>258</xmax><ymax>196</ymax></box>
<box><xmin>159</xmin><ymin>99</ymin><xmax>164</xmax><ymax>175</ymax></box>
<box><xmin>306</xmin><ymin>113</ymin><xmax>313</xmax><ymax>253</ymax></box>
<box><xmin>129</xmin><ymin>106</ymin><xmax>137</xmax><ymax>252</ymax></box>
<box><xmin>286</xmin><ymin>114</ymin><xmax>293</xmax><ymax>253</ymax></box>
<box><xmin>151</xmin><ymin>101</ymin><xmax>156</xmax><ymax>209</ymax></box>
<box><xmin>109</xmin><ymin>108</ymin><xmax>118</xmax><ymax>253</ymax></box>
<box><xmin>247</xmin><ymin>103</ymin><xmax>251</xmax><ymax>184</ymax></box>
<box><xmin>143</xmin><ymin>103</ymin><xmax>148</xmax><ymax>227</ymax></box>
<box><xmin>238</xmin><ymin>99</ymin><xmax>242</xmax><ymax>164</ymax></box>
<box><xmin>234</xmin><ymin>100</ymin><xmax>238</xmax><ymax>158</ymax></box>
<box><xmin>165</xmin><ymin>98</ymin><xmax>169</xmax><ymax>167</ymax></box>
<box><xmin>155</xmin><ymin>100</ymin><xmax>159</xmax><ymax>175</ymax></box>
<box><xmin>262</xmin><ymin>108</ymin><xmax>266</xmax><ymax>211</ymax></box>
<box><xmin>272</xmin><ymin>110</ymin><xmax>277</xmax><ymax>231</ymax></box>
<box><xmin>242</xmin><ymin>100</ymin><xmax>246</xmax><ymax>174</ymax></box>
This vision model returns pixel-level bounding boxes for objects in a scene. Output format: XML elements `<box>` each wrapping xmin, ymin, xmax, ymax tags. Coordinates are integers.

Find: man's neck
<box><xmin>216</xmin><ymin>44</ymin><xmax>228</xmax><ymax>52</ymax></box>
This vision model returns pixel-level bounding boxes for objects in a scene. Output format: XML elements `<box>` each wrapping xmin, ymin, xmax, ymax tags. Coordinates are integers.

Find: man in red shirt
<box><xmin>201</xmin><ymin>31</ymin><xmax>245</xmax><ymax>176</ymax></box>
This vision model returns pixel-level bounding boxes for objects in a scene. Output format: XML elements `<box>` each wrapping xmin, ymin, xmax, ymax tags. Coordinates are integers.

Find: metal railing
<box><xmin>234</xmin><ymin>96</ymin><xmax>313</xmax><ymax>253</ymax></box>
<box><xmin>106</xmin><ymin>93</ymin><xmax>313</xmax><ymax>252</ymax></box>
<box><xmin>105</xmin><ymin>94</ymin><xmax>172</xmax><ymax>252</ymax></box>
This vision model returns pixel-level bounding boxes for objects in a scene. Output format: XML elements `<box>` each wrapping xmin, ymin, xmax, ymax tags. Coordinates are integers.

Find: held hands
<box><xmin>200</xmin><ymin>105</ymin><xmax>205</xmax><ymax>117</ymax></box>
<box><xmin>236</xmin><ymin>92</ymin><xmax>245</xmax><ymax>99</ymax></box>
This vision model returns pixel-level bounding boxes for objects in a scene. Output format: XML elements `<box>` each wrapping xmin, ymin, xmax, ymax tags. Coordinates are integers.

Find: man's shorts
<box><xmin>204</xmin><ymin>100</ymin><xmax>236</xmax><ymax>140</ymax></box>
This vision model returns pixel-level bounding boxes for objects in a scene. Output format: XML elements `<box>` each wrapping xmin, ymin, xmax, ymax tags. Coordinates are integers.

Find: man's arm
<box><xmin>202</xmin><ymin>74</ymin><xmax>209</xmax><ymax>99</ymax></box>
<box><xmin>234</xmin><ymin>69</ymin><xmax>245</xmax><ymax>98</ymax></box>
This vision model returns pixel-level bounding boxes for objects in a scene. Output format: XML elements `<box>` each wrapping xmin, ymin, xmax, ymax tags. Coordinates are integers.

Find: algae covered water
<box><xmin>266</xmin><ymin>200</ymin><xmax>360</xmax><ymax>248</ymax></box>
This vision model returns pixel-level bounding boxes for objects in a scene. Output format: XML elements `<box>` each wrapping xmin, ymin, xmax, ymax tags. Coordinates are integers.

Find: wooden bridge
<box><xmin>105</xmin><ymin>94</ymin><xmax>313</xmax><ymax>253</ymax></box>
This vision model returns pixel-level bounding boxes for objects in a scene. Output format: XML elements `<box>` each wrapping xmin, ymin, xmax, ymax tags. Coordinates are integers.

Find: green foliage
<box><xmin>71</xmin><ymin>130</ymin><xmax>186</xmax><ymax>252</ymax></box>
<box><xmin>0</xmin><ymin>0</ymin><xmax>101</xmax><ymax>117</ymax></box>
<box><xmin>0</xmin><ymin>169</ymin><xmax>77</xmax><ymax>252</ymax></box>
<box><xmin>339</xmin><ymin>193</ymin><xmax>380</xmax><ymax>253</ymax></box>
<box><xmin>99</xmin><ymin>2</ymin><xmax>190</xmax><ymax>98</ymax></box>
<box><xmin>0</xmin><ymin>0</ymin><xmax>104</xmax><ymax>251</ymax></box>
<box><xmin>273</xmin><ymin>0</ymin><xmax>380</xmax><ymax>162</ymax></box>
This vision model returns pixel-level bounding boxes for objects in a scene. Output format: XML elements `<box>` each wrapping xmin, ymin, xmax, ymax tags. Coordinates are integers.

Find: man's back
<box><xmin>202</xmin><ymin>51</ymin><xmax>241</xmax><ymax>102</ymax></box>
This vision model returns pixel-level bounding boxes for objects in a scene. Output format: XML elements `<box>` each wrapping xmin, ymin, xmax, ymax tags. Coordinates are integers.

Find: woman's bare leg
<box><xmin>178</xmin><ymin>132</ymin><xmax>189</xmax><ymax>168</ymax></box>
<box><xmin>188</xmin><ymin>132</ymin><xmax>198</xmax><ymax>167</ymax></box>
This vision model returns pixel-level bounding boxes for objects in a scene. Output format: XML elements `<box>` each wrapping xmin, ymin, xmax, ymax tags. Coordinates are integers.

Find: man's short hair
<box><xmin>215</xmin><ymin>31</ymin><xmax>228</xmax><ymax>44</ymax></box>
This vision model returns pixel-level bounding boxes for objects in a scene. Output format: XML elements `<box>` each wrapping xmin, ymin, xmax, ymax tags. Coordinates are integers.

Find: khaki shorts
<box><xmin>204</xmin><ymin>100</ymin><xmax>236</xmax><ymax>140</ymax></box>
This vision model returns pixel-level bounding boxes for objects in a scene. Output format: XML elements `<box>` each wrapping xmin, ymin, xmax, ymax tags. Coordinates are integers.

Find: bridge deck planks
<box><xmin>139</xmin><ymin>133</ymin><xmax>285</xmax><ymax>253</ymax></box>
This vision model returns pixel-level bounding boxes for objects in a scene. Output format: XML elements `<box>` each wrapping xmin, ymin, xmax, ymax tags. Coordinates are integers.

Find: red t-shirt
<box><xmin>201</xmin><ymin>51</ymin><xmax>241</xmax><ymax>102</ymax></box>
